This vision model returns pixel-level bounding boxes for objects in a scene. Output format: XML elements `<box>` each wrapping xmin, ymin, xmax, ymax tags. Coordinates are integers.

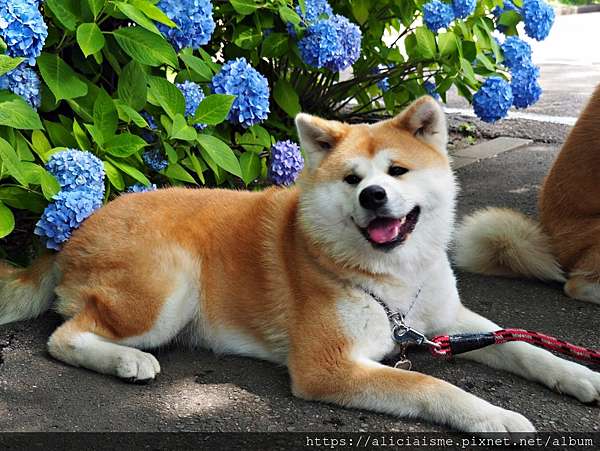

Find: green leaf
<box><xmin>498</xmin><ymin>10</ymin><xmax>521</xmax><ymax>28</ymax></box>
<box><xmin>31</xmin><ymin>130</ymin><xmax>52</xmax><ymax>161</ymax></box>
<box><xmin>73</xmin><ymin>119</ymin><xmax>92</xmax><ymax>150</ymax></box>
<box><xmin>0</xmin><ymin>137</ymin><xmax>28</xmax><ymax>186</ymax></box>
<box><xmin>238</xmin><ymin>125</ymin><xmax>271</xmax><ymax>152</ymax></box>
<box><xmin>113</xmin><ymin>2</ymin><xmax>161</xmax><ymax>34</ymax></box>
<box><xmin>230</xmin><ymin>0</ymin><xmax>259</xmax><ymax>15</ymax></box>
<box><xmin>0</xmin><ymin>92</ymin><xmax>43</xmax><ymax>130</ymax></box>
<box><xmin>104</xmin><ymin>133</ymin><xmax>147</xmax><ymax>157</ymax></box>
<box><xmin>0</xmin><ymin>187</ymin><xmax>45</xmax><ymax>213</ymax></box>
<box><xmin>148</xmin><ymin>76</ymin><xmax>185</xmax><ymax>119</ymax></box>
<box><xmin>77</xmin><ymin>23</ymin><xmax>105</xmax><ymax>57</ymax></box>
<box><xmin>180</xmin><ymin>54</ymin><xmax>213</xmax><ymax>82</ymax></box>
<box><xmin>239</xmin><ymin>152</ymin><xmax>260</xmax><ymax>185</ymax></box>
<box><xmin>196</xmin><ymin>134</ymin><xmax>242</xmax><ymax>178</ymax></box>
<box><xmin>164</xmin><ymin>142</ymin><xmax>178</xmax><ymax>164</ymax></box>
<box><xmin>15</xmin><ymin>133</ymin><xmax>34</xmax><ymax>162</ymax></box>
<box><xmin>186</xmin><ymin>151</ymin><xmax>205</xmax><ymax>184</ymax></box>
<box><xmin>118</xmin><ymin>61</ymin><xmax>147</xmax><ymax>111</ymax></box>
<box><xmin>169</xmin><ymin>115</ymin><xmax>197</xmax><ymax>141</ymax></box>
<box><xmin>107</xmin><ymin>158</ymin><xmax>151</xmax><ymax>185</ymax></box>
<box><xmin>46</xmin><ymin>0</ymin><xmax>78</xmax><ymax>31</ymax></box>
<box><xmin>261</xmin><ymin>33</ymin><xmax>289</xmax><ymax>58</ymax></box>
<box><xmin>351</xmin><ymin>0</ymin><xmax>370</xmax><ymax>24</ymax></box>
<box><xmin>273</xmin><ymin>79</ymin><xmax>301</xmax><ymax>118</ymax></box>
<box><xmin>191</xmin><ymin>94</ymin><xmax>234</xmax><ymax>126</ymax></box>
<box><xmin>0</xmin><ymin>55</ymin><xmax>24</xmax><ymax>77</ymax></box>
<box><xmin>0</xmin><ymin>201</ymin><xmax>15</xmax><ymax>238</ymax></box>
<box><xmin>103</xmin><ymin>160</ymin><xmax>124</xmax><ymax>190</ymax></box>
<box><xmin>21</xmin><ymin>162</ymin><xmax>44</xmax><ymax>185</ymax></box>
<box><xmin>40</xmin><ymin>170</ymin><xmax>61</xmax><ymax>200</ymax></box>
<box><xmin>233</xmin><ymin>26</ymin><xmax>262</xmax><ymax>50</ymax></box>
<box><xmin>279</xmin><ymin>6</ymin><xmax>301</xmax><ymax>26</ymax></box>
<box><xmin>415</xmin><ymin>27</ymin><xmax>436</xmax><ymax>59</ymax></box>
<box><xmin>165</xmin><ymin>163</ymin><xmax>197</xmax><ymax>184</ymax></box>
<box><xmin>461</xmin><ymin>40</ymin><xmax>477</xmax><ymax>62</ymax></box>
<box><xmin>88</xmin><ymin>0</ymin><xmax>105</xmax><ymax>19</ymax></box>
<box><xmin>476</xmin><ymin>53</ymin><xmax>495</xmax><ymax>72</ymax></box>
<box><xmin>438</xmin><ymin>32</ymin><xmax>458</xmax><ymax>58</ymax></box>
<box><xmin>130</xmin><ymin>0</ymin><xmax>177</xmax><ymax>27</ymax></box>
<box><xmin>37</xmin><ymin>53</ymin><xmax>88</xmax><ymax>101</ymax></box>
<box><xmin>460</xmin><ymin>57</ymin><xmax>478</xmax><ymax>86</ymax></box>
<box><xmin>93</xmin><ymin>89</ymin><xmax>118</xmax><ymax>144</ymax></box>
<box><xmin>113</xmin><ymin>27</ymin><xmax>178</xmax><ymax>68</ymax></box>
<box><xmin>114</xmin><ymin>100</ymin><xmax>148</xmax><ymax>127</ymax></box>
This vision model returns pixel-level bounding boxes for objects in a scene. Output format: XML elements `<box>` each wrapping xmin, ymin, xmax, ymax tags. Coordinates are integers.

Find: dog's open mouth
<box><xmin>357</xmin><ymin>206</ymin><xmax>421</xmax><ymax>250</ymax></box>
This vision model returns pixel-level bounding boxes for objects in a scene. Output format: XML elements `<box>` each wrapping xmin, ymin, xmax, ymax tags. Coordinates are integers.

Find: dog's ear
<box><xmin>392</xmin><ymin>96</ymin><xmax>447</xmax><ymax>154</ymax></box>
<box><xmin>295</xmin><ymin>113</ymin><xmax>349</xmax><ymax>169</ymax></box>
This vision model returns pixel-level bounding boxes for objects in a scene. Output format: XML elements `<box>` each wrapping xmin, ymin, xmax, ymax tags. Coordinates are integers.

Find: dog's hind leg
<box><xmin>563</xmin><ymin>246</ymin><xmax>600</xmax><ymax>304</ymax></box>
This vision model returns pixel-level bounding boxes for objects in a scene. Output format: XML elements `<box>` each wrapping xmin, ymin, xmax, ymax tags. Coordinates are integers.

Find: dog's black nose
<box><xmin>359</xmin><ymin>185</ymin><xmax>387</xmax><ymax>210</ymax></box>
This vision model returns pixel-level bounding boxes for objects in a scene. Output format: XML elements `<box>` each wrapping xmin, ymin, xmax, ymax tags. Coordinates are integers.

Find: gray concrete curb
<box><xmin>451</xmin><ymin>137</ymin><xmax>533</xmax><ymax>170</ymax></box>
<box><xmin>553</xmin><ymin>3</ymin><xmax>600</xmax><ymax>15</ymax></box>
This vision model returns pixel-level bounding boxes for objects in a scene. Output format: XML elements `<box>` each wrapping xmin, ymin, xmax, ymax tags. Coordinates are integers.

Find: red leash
<box><xmin>429</xmin><ymin>328</ymin><xmax>600</xmax><ymax>365</ymax></box>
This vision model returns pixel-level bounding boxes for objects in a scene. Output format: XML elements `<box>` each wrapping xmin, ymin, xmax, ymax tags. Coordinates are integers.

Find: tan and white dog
<box><xmin>1</xmin><ymin>97</ymin><xmax>598</xmax><ymax>432</ymax></box>
<box><xmin>455</xmin><ymin>84</ymin><xmax>600</xmax><ymax>304</ymax></box>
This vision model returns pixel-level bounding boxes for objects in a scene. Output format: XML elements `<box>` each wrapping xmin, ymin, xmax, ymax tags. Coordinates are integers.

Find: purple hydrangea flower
<box><xmin>0</xmin><ymin>0</ymin><xmax>47</xmax><ymax>65</ymax></box>
<box><xmin>142</xmin><ymin>148</ymin><xmax>168</xmax><ymax>172</ymax></box>
<box><xmin>126</xmin><ymin>183</ymin><xmax>158</xmax><ymax>193</ymax></box>
<box><xmin>176</xmin><ymin>80</ymin><xmax>207</xmax><ymax>131</ymax></box>
<box><xmin>511</xmin><ymin>64</ymin><xmax>542</xmax><ymax>109</ymax></box>
<box><xmin>268</xmin><ymin>140</ymin><xmax>304</xmax><ymax>186</ymax></box>
<box><xmin>423</xmin><ymin>0</ymin><xmax>455</xmax><ymax>33</ymax></box>
<box><xmin>0</xmin><ymin>64</ymin><xmax>41</xmax><ymax>108</ymax></box>
<box><xmin>156</xmin><ymin>0</ymin><xmax>215</xmax><ymax>50</ymax></box>
<box><xmin>522</xmin><ymin>0</ymin><xmax>555</xmax><ymax>41</ymax></box>
<box><xmin>211</xmin><ymin>57</ymin><xmax>270</xmax><ymax>128</ymax></box>
<box><xmin>46</xmin><ymin>149</ymin><xmax>105</xmax><ymax>192</ymax></box>
<box><xmin>473</xmin><ymin>76</ymin><xmax>514</xmax><ymax>123</ymax></box>
<box><xmin>298</xmin><ymin>14</ymin><xmax>362</xmax><ymax>72</ymax></box>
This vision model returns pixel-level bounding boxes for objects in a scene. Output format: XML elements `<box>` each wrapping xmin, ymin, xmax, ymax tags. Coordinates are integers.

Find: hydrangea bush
<box><xmin>0</xmin><ymin>0</ymin><xmax>555</xmax><ymax>250</ymax></box>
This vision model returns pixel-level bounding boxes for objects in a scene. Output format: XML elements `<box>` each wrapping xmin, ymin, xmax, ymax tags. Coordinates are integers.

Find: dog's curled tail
<box><xmin>0</xmin><ymin>254</ymin><xmax>59</xmax><ymax>326</ymax></box>
<box><xmin>454</xmin><ymin>207</ymin><xmax>565</xmax><ymax>283</ymax></box>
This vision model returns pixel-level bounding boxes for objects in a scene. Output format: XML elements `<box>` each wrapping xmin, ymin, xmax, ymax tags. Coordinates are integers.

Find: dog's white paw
<box><xmin>114</xmin><ymin>349</ymin><xmax>161</xmax><ymax>383</ymax></box>
<box><xmin>552</xmin><ymin>362</ymin><xmax>600</xmax><ymax>404</ymax></box>
<box><xmin>465</xmin><ymin>407</ymin><xmax>535</xmax><ymax>433</ymax></box>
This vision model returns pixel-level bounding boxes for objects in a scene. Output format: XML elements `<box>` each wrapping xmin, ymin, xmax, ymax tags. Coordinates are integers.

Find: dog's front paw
<box><xmin>465</xmin><ymin>407</ymin><xmax>536</xmax><ymax>433</ymax></box>
<box><xmin>114</xmin><ymin>349</ymin><xmax>161</xmax><ymax>383</ymax></box>
<box><xmin>552</xmin><ymin>362</ymin><xmax>600</xmax><ymax>404</ymax></box>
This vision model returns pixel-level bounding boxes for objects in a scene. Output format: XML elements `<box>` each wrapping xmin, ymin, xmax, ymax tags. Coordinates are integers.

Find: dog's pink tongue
<box><xmin>367</xmin><ymin>218</ymin><xmax>401</xmax><ymax>244</ymax></box>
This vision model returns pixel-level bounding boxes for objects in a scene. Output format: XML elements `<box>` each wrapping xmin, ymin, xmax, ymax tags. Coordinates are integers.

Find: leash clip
<box><xmin>392</xmin><ymin>324</ymin><xmax>441</xmax><ymax>348</ymax></box>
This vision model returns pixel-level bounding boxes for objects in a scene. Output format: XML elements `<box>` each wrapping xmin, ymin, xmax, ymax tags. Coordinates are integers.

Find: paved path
<box><xmin>1</xmin><ymin>144</ymin><xmax>598</xmax><ymax>433</ymax></box>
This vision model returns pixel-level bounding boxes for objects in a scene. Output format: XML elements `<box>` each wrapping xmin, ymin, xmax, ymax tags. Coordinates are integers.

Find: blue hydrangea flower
<box><xmin>452</xmin><ymin>0</ymin><xmax>476</xmax><ymax>19</ymax></box>
<box><xmin>142</xmin><ymin>148</ymin><xmax>168</xmax><ymax>172</ymax></box>
<box><xmin>473</xmin><ymin>77</ymin><xmax>513</xmax><ymax>123</ymax></box>
<box><xmin>522</xmin><ymin>0</ymin><xmax>555</xmax><ymax>41</ymax></box>
<box><xmin>511</xmin><ymin>64</ymin><xmax>542</xmax><ymax>109</ymax></box>
<box><xmin>0</xmin><ymin>0</ymin><xmax>48</xmax><ymax>65</ymax></box>
<box><xmin>140</xmin><ymin>112</ymin><xmax>158</xmax><ymax>143</ymax></box>
<box><xmin>493</xmin><ymin>0</ymin><xmax>518</xmax><ymax>17</ymax></box>
<box><xmin>0</xmin><ymin>64</ymin><xmax>40</xmax><ymax>108</ymax></box>
<box><xmin>501</xmin><ymin>36</ymin><xmax>532</xmax><ymax>69</ymax></box>
<box><xmin>268</xmin><ymin>140</ymin><xmax>304</xmax><ymax>186</ymax></box>
<box><xmin>126</xmin><ymin>183</ymin><xmax>158</xmax><ymax>193</ymax></box>
<box><xmin>46</xmin><ymin>149</ymin><xmax>105</xmax><ymax>193</ymax></box>
<box><xmin>423</xmin><ymin>0</ymin><xmax>455</xmax><ymax>33</ymax></box>
<box><xmin>35</xmin><ymin>189</ymin><xmax>103</xmax><ymax>250</ymax></box>
<box><xmin>176</xmin><ymin>80</ymin><xmax>207</xmax><ymax>131</ymax></box>
<box><xmin>287</xmin><ymin>0</ymin><xmax>333</xmax><ymax>35</ymax></box>
<box><xmin>374</xmin><ymin>66</ymin><xmax>390</xmax><ymax>92</ymax></box>
<box><xmin>211</xmin><ymin>57</ymin><xmax>270</xmax><ymax>128</ymax></box>
<box><xmin>156</xmin><ymin>0</ymin><xmax>215</xmax><ymax>51</ymax></box>
<box><xmin>298</xmin><ymin>14</ymin><xmax>362</xmax><ymax>72</ymax></box>
<box><xmin>141</xmin><ymin>111</ymin><xmax>157</xmax><ymax>130</ymax></box>
<box><xmin>423</xmin><ymin>80</ymin><xmax>441</xmax><ymax>100</ymax></box>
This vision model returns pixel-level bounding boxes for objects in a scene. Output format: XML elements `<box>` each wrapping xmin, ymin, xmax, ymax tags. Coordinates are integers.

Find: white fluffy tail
<box><xmin>454</xmin><ymin>208</ymin><xmax>565</xmax><ymax>282</ymax></box>
<box><xmin>0</xmin><ymin>254</ymin><xmax>59</xmax><ymax>326</ymax></box>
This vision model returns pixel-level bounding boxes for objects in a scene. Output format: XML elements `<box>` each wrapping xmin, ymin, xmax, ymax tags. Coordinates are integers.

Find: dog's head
<box><xmin>296</xmin><ymin>96</ymin><xmax>457</xmax><ymax>273</ymax></box>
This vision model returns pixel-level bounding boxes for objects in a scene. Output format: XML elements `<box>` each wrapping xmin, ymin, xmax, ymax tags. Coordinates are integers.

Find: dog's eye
<box><xmin>344</xmin><ymin>174</ymin><xmax>361</xmax><ymax>185</ymax></box>
<box><xmin>389</xmin><ymin>166</ymin><xmax>409</xmax><ymax>177</ymax></box>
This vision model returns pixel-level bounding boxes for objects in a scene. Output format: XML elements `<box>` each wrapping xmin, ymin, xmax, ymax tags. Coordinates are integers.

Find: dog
<box><xmin>455</xmin><ymin>84</ymin><xmax>600</xmax><ymax>304</ymax></box>
<box><xmin>1</xmin><ymin>97</ymin><xmax>598</xmax><ymax>433</ymax></box>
